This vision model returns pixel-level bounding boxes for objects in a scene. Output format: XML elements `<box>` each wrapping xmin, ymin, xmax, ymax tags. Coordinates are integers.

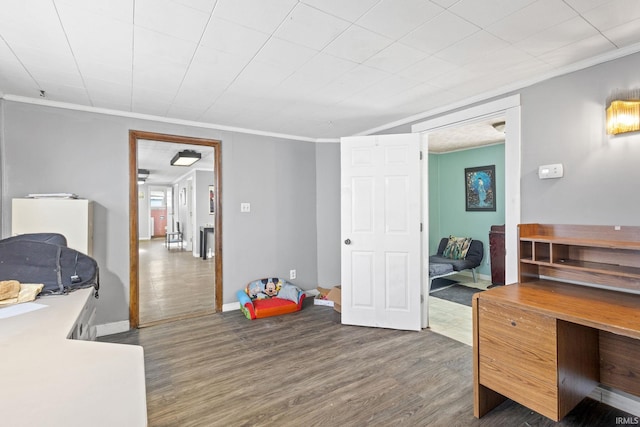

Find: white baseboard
<box><xmin>96</xmin><ymin>320</ymin><xmax>129</xmax><ymax>337</ymax></box>
<box><xmin>222</xmin><ymin>302</ymin><xmax>240</xmax><ymax>312</ymax></box>
<box><xmin>590</xmin><ymin>386</ymin><xmax>640</xmax><ymax>416</ymax></box>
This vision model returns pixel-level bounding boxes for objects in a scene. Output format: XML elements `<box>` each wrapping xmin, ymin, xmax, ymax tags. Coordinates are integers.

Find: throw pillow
<box><xmin>442</xmin><ymin>236</ymin><xmax>472</xmax><ymax>260</ymax></box>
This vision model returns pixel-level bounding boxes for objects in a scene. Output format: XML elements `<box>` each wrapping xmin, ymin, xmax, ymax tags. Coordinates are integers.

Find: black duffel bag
<box><xmin>0</xmin><ymin>233</ymin><xmax>99</xmax><ymax>297</ymax></box>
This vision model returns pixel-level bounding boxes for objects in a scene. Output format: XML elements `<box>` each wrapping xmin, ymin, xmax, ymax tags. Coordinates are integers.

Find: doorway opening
<box><xmin>129</xmin><ymin>130</ymin><xmax>222</xmax><ymax>329</ymax></box>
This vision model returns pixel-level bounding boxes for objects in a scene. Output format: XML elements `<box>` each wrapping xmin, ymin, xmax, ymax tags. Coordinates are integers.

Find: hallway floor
<box><xmin>428</xmin><ymin>273</ymin><xmax>491</xmax><ymax>346</ymax></box>
<box><xmin>139</xmin><ymin>237</ymin><xmax>215</xmax><ymax>325</ymax></box>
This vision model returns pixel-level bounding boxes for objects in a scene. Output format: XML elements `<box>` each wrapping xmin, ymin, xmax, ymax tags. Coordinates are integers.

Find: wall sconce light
<box><xmin>170</xmin><ymin>150</ymin><xmax>201</xmax><ymax>166</ymax></box>
<box><xmin>606</xmin><ymin>89</ymin><xmax>640</xmax><ymax>135</ymax></box>
<box><xmin>138</xmin><ymin>168</ymin><xmax>149</xmax><ymax>185</ymax></box>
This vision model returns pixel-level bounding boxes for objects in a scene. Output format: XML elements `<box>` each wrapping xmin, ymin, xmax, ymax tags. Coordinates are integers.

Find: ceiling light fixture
<box><xmin>606</xmin><ymin>89</ymin><xmax>640</xmax><ymax>135</ymax></box>
<box><xmin>170</xmin><ymin>150</ymin><xmax>201</xmax><ymax>166</ymax></box>
<box><xmin>137</xmin><ymin>168</ymin><xmax>149</xmax><ymax>185</ymax></box>
<box><xmin>492</xmin><ymin>121</ymin><xmax>506</xmax><ymax>133</ymax></box>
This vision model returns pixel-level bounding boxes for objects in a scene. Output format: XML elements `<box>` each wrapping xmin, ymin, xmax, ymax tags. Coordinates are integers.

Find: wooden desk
<box><xmin>473</xmin><ymin>280</ymin><xmax>640</xmax><ymax>421</ymax></box>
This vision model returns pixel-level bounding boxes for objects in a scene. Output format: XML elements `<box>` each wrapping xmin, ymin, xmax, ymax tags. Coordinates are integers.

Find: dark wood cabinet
<box><xmin>489</xmin><ymin>225</ymin><xmax>505</xmax><ymax>286</ymax></box>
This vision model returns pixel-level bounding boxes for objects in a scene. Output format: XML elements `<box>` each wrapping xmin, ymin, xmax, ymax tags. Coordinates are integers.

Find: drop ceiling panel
<box><xmin>581</xmin><ymin>0</ymin><xmax>640</xmax><ymax>31</ymax></box>
<box><xmin>435</xmin><ymin>31</ymin><xmax>510</xmax><ymax>66</ymax></box>
<box><xmin>254</xmin><ymin>37</ymin><xmax>318</xmax><ymax>70</ymax></box>
<box><xmin>134</xmin><ymin>0</ymin><xmax>210</xmax><ymax>42</ymax></box>
<box><xmin>274</xmin><ymin>3</ymin><xmax>350</xmax><ymax>50</ymax></box>
<box><xmin>323</xmin><ymin>25</ymin><xmax>393</xmax><ymax>63</ymax></box>
<box><xmin>356</xmin><ymin>0</ymin><xmax>443</xmax><ymax>40</ymax></box>
<box><xmin>314</xmin><ymin>65</ymin><xmax>389</xmax><ymax>104</ymax></box>
<box><xmin>449</xmin><ymin>0</ymin><xmax>537</xmax><ymax>28</ymax></box>
<box><xmin>364</xmin><ymin>42</ymin><xmax>429</xmax><ymax>74</ymax></box>
<box><xmin>397</xmin><ymin>55</ymin><xmax>458</xmax><ymax>82</ymax></box>
<box><xmin>132</xmin><ymin>54</ymin><xmax>188</xmax><ymax>93</ymax></box>
<box><xmin>300</xmin><ymin>0</ymin><xmax>380</xmax><ymax>22</ymax></box>
<box><xmin>276</xmin><ymin>53</ymin><xmax>357</xmax><ymax>95</ymax></box>
<box><xmin>515</xmin><ymin>16</ymin><xmax>599</xmax><ymax>57</ymax></box>
<box><xmin>604</xmin><ymin>18</ymin><xmax>640</xmax><ymax>47</ymax></box>
<box><xmin>199</xmin><ymin>17</ymin><xmax>270</xmax><ymax>59</ymax></box>
<box><xmin>213</xmin><ymin>0</ymin><xmax>298</xmax><ymax>34</ymax></box>
<box><xmin>401</xmin><ymin>10</ymin><xmax>480</xmax><ymax>55</ymax></box>
<box><xmin>53</xmin><ymin>0</ymin><xmax>134</xmax><ymax>23</ymax></box>
<box><xmin>538</xmin><ymin>34</ymin><xmax>615</xmax><ymax>66</ymax></box>
<box><xmin>486</xmin><ymin>0</ymin><xmax>578</xmax><ymax>43</ymax></box>
<box><xmin>134</xmin><ymin>27</ymin><xmax>198</xmax><ymax>66</ymax></box>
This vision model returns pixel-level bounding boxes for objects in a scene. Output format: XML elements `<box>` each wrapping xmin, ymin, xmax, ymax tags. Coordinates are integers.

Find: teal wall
<box><xmin>428</xmin><ymin>143</ymin><xmax>505</xmax><ymax>277</ymax></box>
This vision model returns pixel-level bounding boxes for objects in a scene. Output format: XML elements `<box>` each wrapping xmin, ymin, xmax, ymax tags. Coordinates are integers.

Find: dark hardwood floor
<box><xmin>102</xmin><ymin>302</ymin><xmax>633</xmax><ymax>426</ymax></box>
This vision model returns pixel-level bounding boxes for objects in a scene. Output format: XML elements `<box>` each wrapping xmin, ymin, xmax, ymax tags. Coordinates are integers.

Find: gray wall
<box><xmin>0</xmin><ymin>101</ymin><xmax>318</xmax><ymax>325</ymax></box>
<box><xmin>315</xmin><ymin>143</ymin><xmax>341</xmax><ymax>287</ymax></box>
<box><xmin>518</xmin><ymin>52</ymin><xmax>640</xmax><ymax>224</ymax></box>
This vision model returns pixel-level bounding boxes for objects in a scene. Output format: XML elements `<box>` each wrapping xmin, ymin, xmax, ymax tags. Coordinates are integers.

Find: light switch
<box><xmin>240</xmin><ymin>202</ymin><xmax>251</xmax><ymax>213</ymax></box>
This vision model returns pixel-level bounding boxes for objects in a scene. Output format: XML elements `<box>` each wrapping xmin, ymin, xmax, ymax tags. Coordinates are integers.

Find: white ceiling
<box><xmin>1</xmin><ymin>0</ymin><xmax>640</xmax><ymax>145</ymax></box>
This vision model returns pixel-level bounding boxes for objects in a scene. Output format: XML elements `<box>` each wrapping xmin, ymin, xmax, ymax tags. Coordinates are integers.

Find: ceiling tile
<box><xmin>56</xmin><ymin>4</ymin><xmax>133</xmax><ymax>70</ymax></box>
<box><xmin>603</xmin><ymin>18</ymin><xmax>640</xmax><ymax>47</ymax></box>
<box><xmin>357</xmin><ymin>0</ymin><xmax>443</xmax><ymax>40</ymax></box>
<box><xmin>581</xmin><ymin>0</ymin><xmax>640</xmax><ymax>32</ymax></box>
<box><xmin>214</xmin><ymin>0</ymin><xmax>298</xmax><ymax>33</ymax></box>
<box><xmin>449</xmin><ymin>0</ymin><xmax>537</xmax><ymax>28</ymax></box>
<box><xmin>364</xmin><ymin>42</ymin><xmax>429</xmax><ymax>73</ymax></box>
<box><xmin>300</xmin><ymin>0</ymin><xmax>380</xmax><ymax>22</ymax></box>
<box><xmin>200</xmin><ymin>17</ymin><xmax>269</xmax><ymax>59</ymax></box>
<box><xmin>435</xmin><ymin>30</ymin><xmax>510</xmax><ymax>66</ymax></box>
<box><xmin>312</xmin><ymin>65</ymin><xmax>389</xmax><ymax>104</ymax></box>
<box><xmin>133</xmin><ymin>54</ymin><xmax>189</xmax><ymax>93</ymax></box>
<box><xmin>515</xmin><ymin>16</ymin><xmax>599</xmax><ymax>57</ymax></box>
<box><xmin>276</xmin><ymin>53</ymin><xmax>357</xmax><ymax>95</ymax></box>
<box><xmin>134</xmin><ymin>26</ymin><xmax>198</xmax><ymax>66</ymax></box>
<box><xmin>538</xmin><ymin>34</ymin><xmax>616</xmax><ymax>66</ymax></box>
<box><xmin>172</xmin><ymin>84</ymin><xmax>225</xmax><ymax>110</ymax></box>
<box><xmin>254</xmin><ymin>37</ymin><xmax>318</xmax><ymax>71</ymax></box>
<box><xmin>274</xmin><ymin>3</ymin><xmax>350</xmax><ymax>50</ymax></box>
<box><xmin>401</xmin><ymin>10</ymin><xmax>480</xmax><ymax>55</ymax></box>
<box><xmin>344</xmin><ymin>74</ymin><xmax>422</xmax><ymax>108</ymax></box>
<box><xmin>486</xmin><ymin>0</ymin><xmax>577</xmax><ymax>43</ymax></box>
<box><xmin>171</xmin><ymin>0</ymin><xmax>219</xmax><ymax>14</ymax></box>
<box><xmin>184</xmin><ymin>46</ymin><xmax>249</xmax><ymax>84</ymax></box>
<box><xmin>53</xmin><ymin>0</ymin><xmax>134</xmax><ymax>23</ymax></box>
<box><xmin>397</xmin><ymin>55</ymin><xmax>458</xmax><ymax>82</ymax></box>
<box><xmin>563</xmin><ymin>0</ymin><xmax>613</xmax><ymax>14</ymax></box>
<box><xmin>135</xmin><ymin>0</ymin><xmax>210</xmax><ymax>42</ymax></box>
<box><xmin>323</xmin><ymin>25</ymin><xmax>393</xmax><ymax>63</ymax></box>
<box><xmin>430</xmin><ymin>0</ymin><xmax>459</xmax><ymax>7</ymax></box>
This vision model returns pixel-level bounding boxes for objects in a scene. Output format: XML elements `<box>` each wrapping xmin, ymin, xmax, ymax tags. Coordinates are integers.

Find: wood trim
<box><xmin>129</xmin><ymin>130</ymin><xmax>223</xmax><ymax>329</ymax></box>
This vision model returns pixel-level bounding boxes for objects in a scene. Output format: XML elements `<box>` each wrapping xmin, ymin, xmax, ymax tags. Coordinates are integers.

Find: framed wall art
<box><xmin>465</xmin><ymin>165</ymin><xmax>496</xmax><ymax>212</ymax></box>
<box><xmin>209</xmin><ymin>185</ymin><xmax>215</xmax><ymax>214</ymax></box>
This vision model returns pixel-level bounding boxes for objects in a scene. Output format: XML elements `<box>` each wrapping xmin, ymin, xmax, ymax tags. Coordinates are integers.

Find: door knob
<box><xmin>344</xmin><ymin>238</ymin><xmax>351</xmax><ymax>245</ymax></box>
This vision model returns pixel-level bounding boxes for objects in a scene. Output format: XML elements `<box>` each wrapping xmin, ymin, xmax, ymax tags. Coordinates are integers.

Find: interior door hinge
<box><xmin>420</xmin><ymin>151</ymin><xmax>423</xmax><ymax>160</ymax></box>
<box><xmin>420</xmin><ymin>223</ymin><xmax>423</xmax><ymax>232</ymax></box>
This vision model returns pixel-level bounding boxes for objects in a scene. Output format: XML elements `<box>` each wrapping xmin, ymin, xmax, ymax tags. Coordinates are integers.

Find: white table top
<box><xmin>0</xmin><ymin>289</ymin><xmax>147</xmax><ymax>427</ymax></box>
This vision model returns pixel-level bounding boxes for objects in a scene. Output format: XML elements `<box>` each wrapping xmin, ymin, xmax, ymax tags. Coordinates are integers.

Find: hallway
<box><xmin>139</xmin><ymin>238</ymin><xmax>215</xmax><ymax>325</ymax></box>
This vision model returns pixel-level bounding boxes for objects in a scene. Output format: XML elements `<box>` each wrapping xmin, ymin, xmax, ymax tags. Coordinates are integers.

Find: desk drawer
<box><xmin>478</xmin><ymin>299</ymin><xmax>558</xmax><ymax>418</ymax></box>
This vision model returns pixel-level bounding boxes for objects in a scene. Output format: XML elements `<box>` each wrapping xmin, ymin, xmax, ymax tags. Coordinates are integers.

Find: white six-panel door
<box><xmin>341</xmin><ymin>134</ymin><xmax>422</xmax><ymax>331</ymax></box>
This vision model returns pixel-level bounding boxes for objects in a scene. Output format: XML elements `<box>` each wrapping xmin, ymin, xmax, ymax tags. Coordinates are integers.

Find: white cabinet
<box><xmin>12</xmin><ymin>198</ymin><xmax>94</xmax><ymax>255</ymax></box>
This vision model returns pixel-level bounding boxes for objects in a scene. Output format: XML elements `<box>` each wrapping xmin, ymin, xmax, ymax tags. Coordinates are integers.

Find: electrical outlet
<box><xmin>240</xmin><ymin>202</ymin><xmax>251</xmax><ymax>213</ymax></box>
<box><xmin>289</xmin><ymin>269</ymin><xmax>296</xmax><ymax>280</ymax></box>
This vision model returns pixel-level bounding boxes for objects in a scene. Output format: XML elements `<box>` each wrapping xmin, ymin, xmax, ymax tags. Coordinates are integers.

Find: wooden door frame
<box><xmin>129</xmin><ymin>130</ymin><xmax>223</xmax><ymax>329</ymax></box>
